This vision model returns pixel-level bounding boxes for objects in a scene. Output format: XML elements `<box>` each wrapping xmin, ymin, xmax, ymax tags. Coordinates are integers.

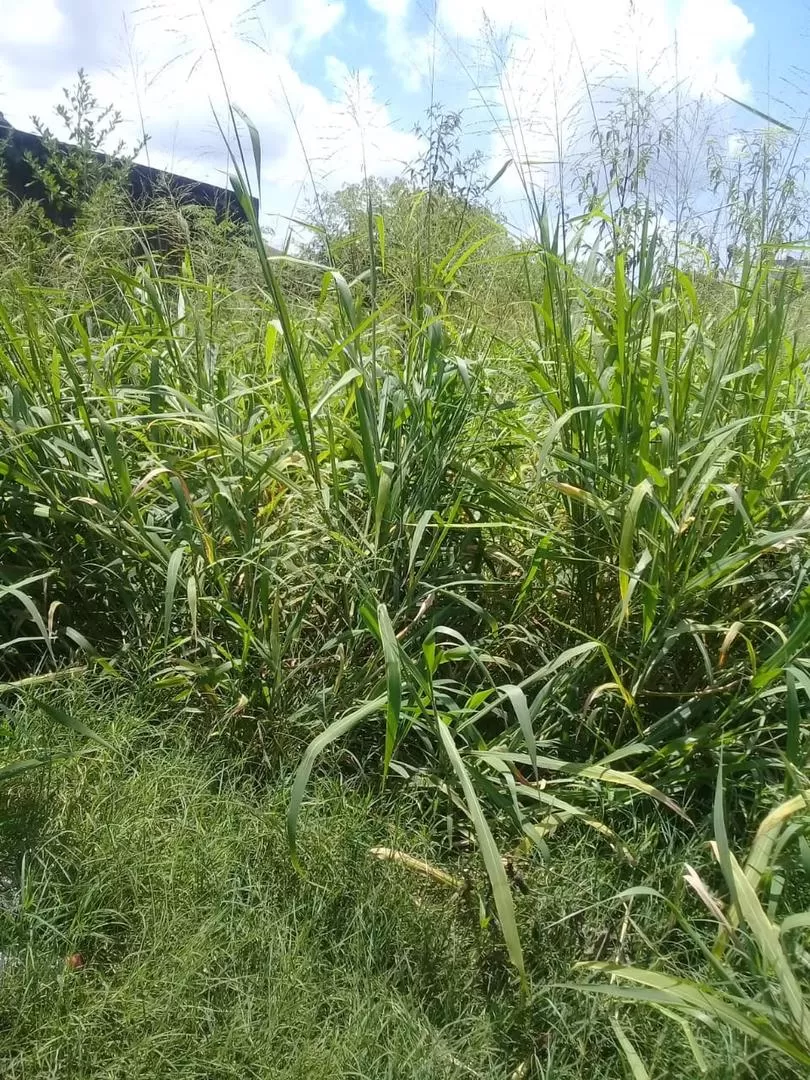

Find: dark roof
<box><xmin>0</xmin><ymin>118</ymin><xmax>256</xmax><ymax>224</ymax></box>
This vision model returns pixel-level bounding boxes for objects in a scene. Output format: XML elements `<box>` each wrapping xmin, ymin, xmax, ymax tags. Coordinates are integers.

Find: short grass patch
<box><xmin>1</xmin><ymin>682</ymin><xmax>794</xmax><ymax>1079</ymax></box>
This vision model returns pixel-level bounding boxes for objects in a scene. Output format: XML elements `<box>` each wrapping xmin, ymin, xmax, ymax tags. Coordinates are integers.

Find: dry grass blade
<box><xmin>368</xmin><ymin>847</ymin><xmax>464</xmax><ymax>890</ymax></box>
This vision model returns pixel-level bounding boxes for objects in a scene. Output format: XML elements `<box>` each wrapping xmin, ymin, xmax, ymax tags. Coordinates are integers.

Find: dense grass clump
<box><xmin>3</xmin><ymin>81</ymin><xmax>810</xmax><ymax>1076</ymax></box>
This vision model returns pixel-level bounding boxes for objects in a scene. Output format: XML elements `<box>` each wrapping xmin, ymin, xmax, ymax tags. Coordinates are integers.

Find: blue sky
<box><xmin>735</xmin><ymin>0</ymin><xmax>810</xmax><ymax>122</ymax></box>
<box><xmin>2</xmin><ymin>1</ymin><xmax>809</xmax><ymax>237</ymax></box>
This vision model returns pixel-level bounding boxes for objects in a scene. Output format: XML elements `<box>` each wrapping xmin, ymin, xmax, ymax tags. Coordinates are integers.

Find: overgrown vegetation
<box><xmin>26</xmin><ymin>67</ymin><xmax>146</xmax><ymax>216</ymax></box>
<box><xmin>2</xmin><ymin>71</ymin><xmax>810</xmax><ymax>1078</ymax></box>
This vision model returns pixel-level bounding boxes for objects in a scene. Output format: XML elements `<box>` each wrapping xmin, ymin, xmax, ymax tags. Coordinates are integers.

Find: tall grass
<box><xmin>3</xmin><ymin>90</ymin><xmax>810</xmax><ymax>1069</ymax></box>
<box><xmin>576</xmin><ymin>772</ymin><xmax>810</xmax><ymax>1073</ymax></box>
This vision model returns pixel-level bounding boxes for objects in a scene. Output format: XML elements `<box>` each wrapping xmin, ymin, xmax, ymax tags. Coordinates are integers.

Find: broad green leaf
<box><xmin>484</xmin><ymin>158</ymin><xmax>512</xmax><ymax>191</ymax></box>
<box><xmin>687</xmin><ymin>528</ymin><xmax>809</xmax><ymax>594</ymax></box>
<box><xmin>713</xmin><ymin>760</ymin><xmax>737</xmax><ymax>923</ymax></box>
<box><xmin>408</xmin><ymin>509</ymin><xmax>435</xmax><ymax>577</ymax></box>
<box><xmin>609</xmin><ymin>1016</ymin><xmax>650</xmax><ymax>1080</ymax></box>
<box><xmin>437</xmin><ymin>720</ymin><xmax>525</xmax><ymax>983</ymax></box>
<box><xmin>311</xmin><ymin>367</ymin><xmax>362</xmax><ymax>419</ymax></box>
<box><xmin>744</xmin><ymin>794</ymin><xmax>810</xmax><ymax>897</ymax></box>
<box><xmin>755</xmin><ymin>608</ymin><xmax>810</xmax><ymax>687</ymax></box>
<box><xmin>780</xmin><ymin>912</ymin><xmax>810</xmax><ymax>935</ymax></box>
<box><xmin>187</xmin><ymin>575</ymin><xmax>198</xmax><ymax>640</ymax></box>
<box><xmin>34</xmin><ymin>698</ymin><xmax>115</xmax><ymax>752</ymax></box>
<box><xmin>0</xmin><ymin>758</ymin><xmax>55</xmax><ymax>782</ymax></box>
<box><xmin>572</xmin><ymin>969</ymin><xmax>810</xmax><ymax>1065</ymax></box>
<box><xmin>456</xmin><ymin>641</ymin><xmax>600</xmax><ymax>730</ymax></box>
<box><xmin>374</xmin><ymin>461</ymin><xmax>395</xmax><ymax>545</ymax></box>
<box><xmin>287</xmin><ymin>695</ymin><xmax>387</xmax><ymax>866</ymax></box>
<box><xmin>503</xmin><ymin>684</ymin><xmax>536</xmax><ymax>768</ymax></box>
<box><xmin>537</xmin><ymin>404</ymin><xmax>619</xmax><ymax>475</ymax></box>
<box><xmin>485</xmin><ymin>750</ymin><xmax>689</xmax><ymax>820</ymax></box>
<box><xmin>64</xmin><ymin>627</ymin><xmax>95</xmax><ymax>654</ymax></box>
<box><xmin>727</xmin><ymin>850</ymin><xmax>810</xmax><ymax>1041</ymax></box>
<box><xmin>620</xmin><ymin>548</ymin><xmax>652</xmax><ymax>627</ymax></box>
<box><xmin>4</xmin><ymin>586</ymin><xmax>53</xmax><ymax>660</ymax></box>
<box><xmin>377</xmin><ymin>602</ymin><xmax>401</xmax><ymax>777</ymax></box>
<box><xmin>163</xmin><ymin>546</ymin><xmax>185</xmax><ymax>646</ymax></box>
<box><xmin>719</xmin><ymin>91</ymin><xmax>795</xmax><ymax>131</ymax></box>
<box><xmin>331</xmin><ymin>271</ymin><xmax>356</xmax><ymax>329</ymax></box>
<box><xmin>619</xmin><ymin>479</ymin><xmax>652</xmax><ymax>621</ymax></box>
<box><xmin>656</xmin><ymin>1007</ymin><xmax>709</xmax><ymax>1074</ymax></box>
<box><xmin>232</xmin><ymin>104</ymin><xmax>262</xmax><ymax>195</ymax></box>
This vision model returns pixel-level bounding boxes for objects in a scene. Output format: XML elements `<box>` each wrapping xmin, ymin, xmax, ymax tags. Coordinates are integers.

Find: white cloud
<box><xmin>366</xmin><ymin>0</ymin><xmax>410</xmax><ymax>16</ymax></box>
<box><xmin>278</xmin><ymin>0</ymin><xmax>347</xmax><ymax>54</ymax></box>
<box><xmin>364</xmin><ymin>0</ymin><xmax>432</xmax><ymax>94</ymax></box>
<box><xmin>369</xmin><ymin>0</ymin><xmax>754</xmax><ymax>107</ymax></box>
<box><xmin>0</xmin><ymin>0</ymin><xmax>421</xmax><ymax>238</ymax></box>
<box><xmin>432</xmin><ymin>0</ymin><xmax>754</xmax><ymax>207</ymax></box>
<box><xmin>0</xmin><ymin>0</ymin><xmax>759</xmax><ymax>239</ymax></box>
<box><xmin>438</xmin><ymin>0</ymin><xmax>753</xmax><ymax>98</ymax></box>
<box><xmin>439</xmin><ymin>0</ymin><xmax>753</xmax><ymax>98</ymax></box>
<box><xmin>133</xmin><ymin>0</ymin><xmax>346</xmax><ymax>62</ymax></box>
<box><xmin>125</xmin><ymin>2</ymin><xmax>419</xmax><ymax>229</ymax></box>
<box><xmin>5</xmin><ymin>0</ymin><xmax>67</xmax><ymax>46</ymax></box>
<box><xmin>253</xmin><ymin>56</ymin><xmax>422</xmax><ymax>226</ymax></box>
<box><xmin>675</xmin><ymin>0</ymin><xmax>754</xmax><ymax>96</ymax></box>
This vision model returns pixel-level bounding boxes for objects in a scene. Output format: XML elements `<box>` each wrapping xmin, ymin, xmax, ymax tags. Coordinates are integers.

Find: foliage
<box><xmin>302</xmin><ymin>105</ymin><xmax>518</xmax><ymax>323</ymax></box>
<box><xmin>303</xmin><ymin>174</ymin><xmax>518</xmax><ymax>322</ymax></box>
<box><xmin>408</xmin><ymin>103</ymin><xmax>488</xmax><ymax>204</ymax></box>
<box><xmin>575</xmin><ymin>777</ymin><xmax>810</xmax><ymax>1075</ymax></box>
<box><xmin>2</xmin><ymin>80</ymin><xmax>810</xmax><ymax>1078</ymax></box>
<box><xmin>0</xmin><ymin>689</ymin><xmax>520</xmax><ymax>1079</ymax></box>
<box><xmin>26</xmin><ymin>69</ymin><xmax>146</xmax><ymax>215</ymax></box>
<box><xmin>707</xmin><ymin>128</ymin><xmax>809</xmax><ymax>266</ymax></box>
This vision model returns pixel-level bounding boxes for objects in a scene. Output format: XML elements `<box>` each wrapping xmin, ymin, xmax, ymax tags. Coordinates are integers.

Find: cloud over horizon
<box><xmin>0</xmin><ymin>0</ymin><xmax>760</xmax><ymax>235</ymax></box>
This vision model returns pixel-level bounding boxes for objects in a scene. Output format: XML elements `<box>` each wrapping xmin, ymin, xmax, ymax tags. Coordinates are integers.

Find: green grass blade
<box><xmin>503</xmin><ymin>684</ymin><xmax>536</xmax><ymax>769</ymax></box>
<box><xmin>34</xmin><ymin>698</ymin><xmax>115</xmax><ymax>752</ymax></box>
<box><xmin>163</xmin><ymin>546</ymin><xmax>185</xmax><ymax>647</ymax></box>
<box><xmin>718</xmin><ymin>91</ymin><xmax>795</xmax><ymax>131</ymax></box>
<box><xmin>408</xmin><ymin>509</ymin><xmax>435</xmax><ymax>578</ymax></box>
<box><xmin>727</xmin><ymin>849</ymin><xmax>810</xmax><ymax>1040</ymax></box>
<box><xmin>485</xmin><ymin>751</ymin><xmax>690</xmax><ymax>820</ymax></box>
<box><xmin>609</xmin><ymin>1016</ymin><xmax>650</xmax><ymax>1080</ymax></box>
<box><xmin>4</xmin><ymin>586</ymin><xmax>53</xmax><ymax>660</ymax></box>
<box><xmin>619</xmin><ymin>479</ymin><xmax>652</xmax><ymax>623</ymax></box>
<box><xmin>572</xmin><ymin>970</ymin><xmax>810</xmax><ymax>1065</ymax></box>
<box><xmin>437</xmin><ymin>719</ymin><xmax>525</xmax><ymax>983</ymax></box>
<box><xmin>232</xmin><ymin>104</ymin><xmax>262</xmax><ymax>195</ymax></box>
<box><xmin>311</xmin><ymin>367</ymin><xmax>362</xmax><ymax>419</ymax></box>
<box><xmin>287</xmin><ymin>695</ymin><xmax>388</xmax><ymax>868</ymax></box>
<box><xmin>713</xmin><ymin>761</ymin><xmax>737</xmax><ymax>917</ymax></box>
<box><xmin>786</xmin><ymin>667</ymin><xmax>801</xmax><ymax>776</ymax></box>
<box><xmin>754</xmin><ymin>609</ymin><xmax>810</xmax><ymax>688</ymax></box>
<box><xmin>187</xmin><ymin>575</ymin><xmax>198</xmax><ymax>641</ymax></box>
<box><xmin>0</xmin><ymin>758</ymin><xmax>56</xmax><ymax>782</ymax></box>
<box><xmin>377</xmin><ymin>602</ymin><xmax>402</xmax><ymax>778</ymax></box>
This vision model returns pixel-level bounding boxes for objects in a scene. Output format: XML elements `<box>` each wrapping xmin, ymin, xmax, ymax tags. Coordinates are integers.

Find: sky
<box><xmin>2</xmin><ymin>0</ymin><xmax>809</xmax><ymax>239</ymax></box>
